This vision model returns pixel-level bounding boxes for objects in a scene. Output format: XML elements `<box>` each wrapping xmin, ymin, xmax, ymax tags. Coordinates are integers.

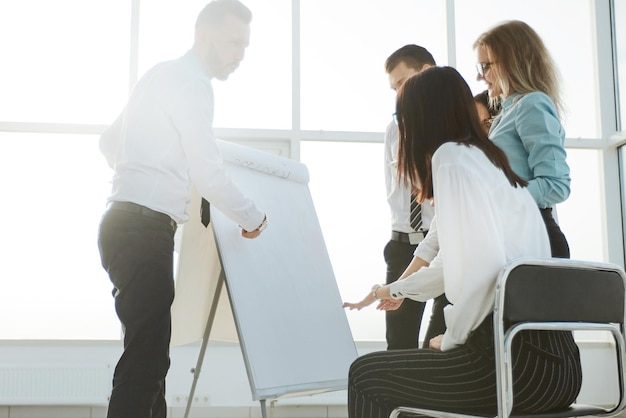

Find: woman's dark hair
<box><xmin>396</xmin><ymin>66</ymin><xmax>526</xmax><ymax>200</ymax></box>
<box><xmin>473</xmin><ymin>89</ymin><xmax>501</xmax><ymax>118</ymax></box>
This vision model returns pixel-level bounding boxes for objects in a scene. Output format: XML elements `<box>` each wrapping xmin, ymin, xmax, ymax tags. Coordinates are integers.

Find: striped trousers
<box><xmin>348</xmin><ymin>316</ymin><xmax>582</xmax><ymax>418</ymax></box>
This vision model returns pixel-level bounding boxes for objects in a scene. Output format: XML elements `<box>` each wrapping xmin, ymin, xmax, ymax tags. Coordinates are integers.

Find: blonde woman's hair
<box><xmin>473</xmin><ymin>20</ymin><xmax>564</xmax><ymax>118</ymax></box>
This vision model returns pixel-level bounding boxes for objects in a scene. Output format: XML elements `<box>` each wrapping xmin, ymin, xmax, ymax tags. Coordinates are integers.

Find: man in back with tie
<box><xmin>382</xmin><ymin>45</ymin><xmax>437</xmax><ymax>350</ymax></box>
<box><xmin>97</xmin><ymin>1</ymin><xmax>267</xmax><ymax>416</ymax></box>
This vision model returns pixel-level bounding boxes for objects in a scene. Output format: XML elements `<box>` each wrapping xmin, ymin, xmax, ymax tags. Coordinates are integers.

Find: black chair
<box><xmin>390</xmin><ymin>257</ymin><xmax>626</xmax><ymax>418</ymax></box>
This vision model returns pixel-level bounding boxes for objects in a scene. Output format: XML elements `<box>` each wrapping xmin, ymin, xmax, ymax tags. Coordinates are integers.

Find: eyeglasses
<box><xmin>476</xmin><ymin>62</ymin><xmax>494</xmax><ymax>77</ymax></box>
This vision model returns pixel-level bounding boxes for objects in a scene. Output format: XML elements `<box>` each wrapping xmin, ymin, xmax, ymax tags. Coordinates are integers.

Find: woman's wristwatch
<box><xmin>257</xmin><ymin>216</ymin><xmax>268</xmax><ymax>232</ymax></box>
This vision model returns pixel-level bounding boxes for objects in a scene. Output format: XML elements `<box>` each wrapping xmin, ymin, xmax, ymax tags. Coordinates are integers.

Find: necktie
<box><xmin>410</xmin><ymin>194</ymin><xmax>422</xmax><ymax>232</ymax></box>
<box><xmin>201</xmin><ymin>198</ymin><xmax>211</xmax><ymax>227</ymax></box>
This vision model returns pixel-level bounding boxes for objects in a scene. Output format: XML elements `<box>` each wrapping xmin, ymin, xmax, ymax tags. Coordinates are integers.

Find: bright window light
<box><xmin>0</xmin><ymin>1</ymin><xmax>130</xmax><ymax>124</ymax></box>
<box><xmin>0</xmin><ymin>133</ymin><xmax>119</xmax><ymax>339</ymax></box>
<box><xmin>0</xmin><ymin>0</ymin><xmax>619</xmax><ymax>342</ymax></box>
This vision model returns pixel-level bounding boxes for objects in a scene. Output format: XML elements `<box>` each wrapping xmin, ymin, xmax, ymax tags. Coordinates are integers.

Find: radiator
<box><xmin>0</xmin><ymin>364</ymin><xmax>113</xmax><ymax>405</ymax></box>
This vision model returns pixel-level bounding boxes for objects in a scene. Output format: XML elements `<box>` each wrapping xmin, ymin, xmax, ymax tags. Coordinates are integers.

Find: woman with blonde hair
<box><xmin>474</xmin><ymin>20</ymin><xmax>571</xmax><ymax>257</ymax></box>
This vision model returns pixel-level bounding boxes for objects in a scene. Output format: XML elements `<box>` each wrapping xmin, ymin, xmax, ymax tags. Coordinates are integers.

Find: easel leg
<box><xmin>260</xmin><ymin>399</ymin><xmax>268</xmax><ymax>418</ymax></box>
<box><xmin>183</xmin><ymin>269</ymin><xmax>225</xmax><ymax>418</ymax></box>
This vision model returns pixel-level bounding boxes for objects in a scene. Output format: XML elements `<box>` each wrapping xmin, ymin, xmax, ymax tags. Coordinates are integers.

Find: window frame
<box><xmin>0</xmin><ymin>0</ymin><xmax>623</xmax><ymax>341</ymax></box>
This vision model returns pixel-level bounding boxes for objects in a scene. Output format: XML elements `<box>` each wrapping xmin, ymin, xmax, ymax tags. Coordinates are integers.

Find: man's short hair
<box><xmin>196</xmin><ymin>0</ymin><xmax>252</xmax><ymax>28</ymax></box>
<box><xmin>385</xmin><ymin>45</ymin><xmax>436</xmax><ymax>74</ymax></box>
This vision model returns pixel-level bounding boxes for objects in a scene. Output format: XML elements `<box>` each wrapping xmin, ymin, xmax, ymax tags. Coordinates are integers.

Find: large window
<box><xmin>0</xmin><ymin>133</ymin><xmax>118</xmax><ymax>339</ymax></box>
<box><xmin>0</xmin><ymin>0</ymin><xmax>623</xmax><ymax>341</ymax></box>
<box><xmin>300</xmin><ymin>141</ymin><xmax>388</xmax><ymax>340</ymax></box>
<box><xmin>616</xmin><ymin>0</ymin><xmax>626</xmax><ymax>130</ymax></box>
<box><xmin>615</xmin><ymin>0</ymin><xmax>626</xmax><ymax>263</ymax></box>
<box><xmin>0</xmin><ymin>1</ymin><xmax>130</xmax><ymax>124</ymax></box>
<box><xmin>300</xmin><ymin>1</ymin><xmax>446</xmax><ymax>132</ymax></box>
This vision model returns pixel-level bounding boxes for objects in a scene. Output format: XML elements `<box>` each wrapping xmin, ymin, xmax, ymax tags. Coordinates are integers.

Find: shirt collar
<box><xmin>181</xmin><ymin>50</ymin><xmax>210</xmax><ymax>79</ymax></box>
<box><xmin>501</xmin><ymin>92</ymin><xmax>522</xmax><ymax>110</ymax></box>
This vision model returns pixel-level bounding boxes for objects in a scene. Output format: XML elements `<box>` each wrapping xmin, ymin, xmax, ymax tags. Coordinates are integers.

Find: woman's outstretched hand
<box><xmin>342</xmin><ymin>284</ymin><xmax>381</xmax><ymax>310</ymax></box>
<box><xmin>343</xmin><ymin>284</ymin><xmax>406</xmax><ymax>311</ymax></box>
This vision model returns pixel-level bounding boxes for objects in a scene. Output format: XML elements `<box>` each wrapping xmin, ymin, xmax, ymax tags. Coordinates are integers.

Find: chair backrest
<box><xmin>390</xmin><ymin>258</ymin><xmax>626</xmax><ymax>418</ymax></box>
<box><xmin>498</xmin><ymin>258</ymin><xmax>626</xmax><ymax>325</ymax></box>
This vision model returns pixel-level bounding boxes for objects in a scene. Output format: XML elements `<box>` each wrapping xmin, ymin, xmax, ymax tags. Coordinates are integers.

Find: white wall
<box><xmin>0</xmin><ymin>339</ymin><xmax>620</xmax><ymax>417</ymax></box>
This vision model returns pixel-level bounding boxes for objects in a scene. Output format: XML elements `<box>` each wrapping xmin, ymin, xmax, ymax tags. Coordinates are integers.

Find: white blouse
<box><xmin>389</xmin><ymin>142</ymin><xmax>550</xmax><ymax>351</ymax></box>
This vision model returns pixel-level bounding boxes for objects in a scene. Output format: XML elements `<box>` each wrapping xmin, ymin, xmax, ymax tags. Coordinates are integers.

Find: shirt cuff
<box><xmin>241</xmin><ymin>212</ymin><xmax>266</xmax><ymax>232</ymax></box>
<box><xmin>440</xmin><ymin>332</ymin><xmax>461</xmax><ymax>352</ymax></box>
<box><xmin>388</xmin><ymin>280</ymin><xmax>406</xmax><ymax>300</ymax></box>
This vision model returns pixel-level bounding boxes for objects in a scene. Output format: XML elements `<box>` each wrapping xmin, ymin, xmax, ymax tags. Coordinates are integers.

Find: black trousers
<box><xmin>383</xmin><ymin>239</ymin><xmax>426</xmax><ymax>350</ymax></box>
<box><xmin>540</xmin><ymin>207</ymin><xmax>570</xmax><ymax>258</ymax></box>
<box><xmin>98</xmin><ymin>206</ymin><xmax>177</xmax><ymax>418</ymax></box>
<box><xmin>421</xmin><ymin>294</ymin><xmax>448</xmax><ymax>347</ymax></box>
<box><xmin>348</xmin><ymin>316</ymin><xmax>582</xmax><ymax>418</ymax></box>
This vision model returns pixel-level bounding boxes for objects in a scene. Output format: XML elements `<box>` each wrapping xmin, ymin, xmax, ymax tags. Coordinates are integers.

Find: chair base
<box><xmin>391</xmin><ymin>403</ymin><xmax>618</xmax><ymax>418</ymax></box>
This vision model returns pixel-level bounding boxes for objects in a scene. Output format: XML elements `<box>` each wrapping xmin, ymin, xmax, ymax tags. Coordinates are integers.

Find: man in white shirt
<box><xmin>97</xmin><ymin>1</ymin><xmax>266</xmax><ymax>417</ymax></box>
<box><xmin>382</xmin><ymin>45</ymin><xmax>439</xmax><ymax>350</ymax></box>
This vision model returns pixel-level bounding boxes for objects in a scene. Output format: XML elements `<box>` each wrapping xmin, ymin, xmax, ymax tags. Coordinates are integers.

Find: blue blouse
<box><xmin>489</xmin><ymin>92</ymin><xmax>570</xmax><ymax>208</ymax></box>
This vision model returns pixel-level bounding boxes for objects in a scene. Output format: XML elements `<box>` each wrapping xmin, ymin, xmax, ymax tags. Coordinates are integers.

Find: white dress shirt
<box><xmin>413</xmin><ymin>215</ymin><xmax>439</xmax><ymax>263</ymax></box>
<box><xmin>100</xmin><ymin>51</ymin><xmax>264</xmax><ymax>231</ymax></box>
<box><xmin>384</xmin><ymin>120</ymin><xmax>434</xmax><ymax>233</ymax></box>
<box><xmin>389</xmin><ymin>142</ymin><xmax>550</xmax><ymax>351</ymax></box>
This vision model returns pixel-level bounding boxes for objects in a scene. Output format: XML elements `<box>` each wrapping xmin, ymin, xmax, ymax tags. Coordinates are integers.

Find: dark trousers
<box><xmin>425</xmin><ymin>208</ymin><xmax>570</xmax><ymax>347</ymax></box>
<box><xmin>540</xmin><ymin>207</ymin><xmax>570</xmax><ymax>258</ymax></box>
<box><xmin>348</xmin><ymin>316</ymin><xmax>582</xmax><ymax>418</ymax></box>
<box><xmin>383</xmin><ymin>239</ymin><xmax>426</xmax><ymax>350</ymax></box>
<box><xmin>421</xmin><ymin>293</ymin><xmax>448</xmax><ymax>348</ymax></box>
<box><xmin>98</xmin><ymin>206</ymin><xmax>177</xmax><ymax>418</ymax></box>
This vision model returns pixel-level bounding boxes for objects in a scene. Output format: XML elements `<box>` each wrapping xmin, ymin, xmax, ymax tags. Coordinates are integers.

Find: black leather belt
<box><xmin>109</xmin><ymin>201</ymin><xmax>177</xmax><ymax>231</ymax></box>
<box><xmin>391</xmin><ymin>230</ymin><xmax>427</xmax><ymax>245</ymax></box>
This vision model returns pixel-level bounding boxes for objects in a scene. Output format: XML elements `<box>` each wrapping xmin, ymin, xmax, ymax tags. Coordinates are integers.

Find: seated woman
<box><xmin>344</xmin><ymin>66</ymin><xmax>582</xmax><ymax>418</ymax></box>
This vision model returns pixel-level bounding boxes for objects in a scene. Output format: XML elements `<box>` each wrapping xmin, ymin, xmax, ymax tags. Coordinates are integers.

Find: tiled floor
<box><xmin>7</xmin><ymin>403</ymin><xmax>626</xmax><ymax>418</ymax></box>
<box><xmin>0</xmin><ymin>405</ymin><xmax>347</xmax><ymax>418</ymax></box>
<box><xmin>6</xmin><ymin>403</ymin><xmax>626</xmax><ymax>418</ymax></box>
